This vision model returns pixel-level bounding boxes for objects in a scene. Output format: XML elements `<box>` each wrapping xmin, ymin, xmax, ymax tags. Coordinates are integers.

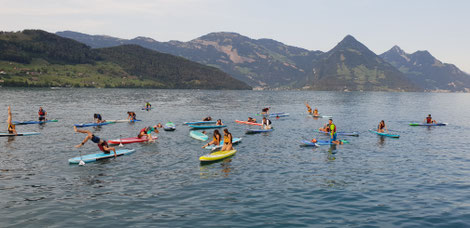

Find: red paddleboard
<box><xmin>108</xmin><ymin>136</ymin><xmax>157</xmax><ymax>145</ymax></box>
<box><xmin>235</xmin><ymin>120</ymin><xmax>262</xmax><ymax>126</ymax></box>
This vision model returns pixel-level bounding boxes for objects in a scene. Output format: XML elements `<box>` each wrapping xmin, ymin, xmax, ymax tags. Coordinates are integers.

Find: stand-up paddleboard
<box><xmin>409</xmin><ymin>123</ymin><xmax>447</xmax><ymax>126</ymax></box>
<box><xmin>268</xmin><ymin>113</ymin><xmax>289</xmax><ymax>118</ymax></box>
<box><xmin>310</xmin><ymin>114</ymin><xmax>333</xmax><ymax>118</ymax></box>
<box><xmin>235</xmin><ymin>120</ymin><xmax>262</xmax><ymax>126</ymax></box>
<box><xmin>107</xmin><ymin>119</ymin><xmax>141</xmax><ymax>123</ymax></box>
<box><xmin>164</xmin><ymin>122</ymin><xmax>176</xmax><ymax>131</ymax></box>
<box><xmin>74</xmin><ymin>121</ymin><xmax>115</xmax><ymax>128</ymax></box>
<box><xmin>200</xmin><ymin>150</ymin><xmax>237</xmax><ymax>163</ymax></box>
<box><xmin>300</xmin><ymin>140</ymin><xmax>318</xmax><ymax>147</ymax></box>
<box><xmin>108</xmin><ymin>136</ymin><xmax>157</xmax><ymax>145</ymax></box>
<box><xmin>189</xmin><ymin>125</ymin><xmax>226</xmax><ymax>129</ymax></box>
<box><xmin>190</xmin><ymin>131</ymin><xmax>208</xmax><ymax>141</ymax></box>
<box><xmin>142</xmin><ymin>107</ymin><xmax>152</xmax><ymax>110</ymax></box>
<box><xmin>256</xmin><ymin>112</ymin><xmax>286</xmax><ymax>116</ymax></box>
<box><xmin>315</xmin><ymin>139</ymin><xmax>349</xmax><ymax>145</ymax></box>
<box><xmin>183</xmin><ymin>121</ymin><xmax>216</xmax><ymax>125</ymax></box>
<box><xmin>205</xmin><ymin>138</ymin><xmax>242</xmax><ymax>150</ymax></box>
<box><xmin>369</xmin><ymin>129</ymin><xmax>400</xmax><ymax>138</ymax></box>
<box><xmin>13</xmin><ymin>119</ymin><xmax>58</xmax><ymax>125</ymax></box>
<box><xmin>0</xmin><ymin>132</ymin><xmax>40</xmax><ymax>137</ymax></box>
<box><xmin>245</xmin><ymin>128</ymin><xmax>274</xmax><ymax>134</ymax></box>
<box><xmin>68</xmin><ymin>149</ymin><xmax>136</xmax><ymax>164</ymax></box>
<box><xmin>315</xmin><ymin>129</ymin><xmax>359</xmax><ymax>136</ymax></box>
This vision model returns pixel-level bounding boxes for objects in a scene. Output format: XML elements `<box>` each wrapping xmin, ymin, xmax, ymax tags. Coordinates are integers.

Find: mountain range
<box><xmin>0</xmin><ymin>30</ymin><xmax>250</xmax><ymax>89</ymax></box>
<box><xmin>57</xmin><ymin>30</ymin><xmax>470</xmax><ymax>92</ymax></box>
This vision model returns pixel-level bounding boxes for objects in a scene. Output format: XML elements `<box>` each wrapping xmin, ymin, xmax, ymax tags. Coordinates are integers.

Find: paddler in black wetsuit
<box><xmin>74</xmin><ymin>126</ymin><xmax>116</xmax><ymax>158</ymax></box>
<box><xmin>7</xmin><ymin>106</ymin><xmax>17</xmax><ymax>135</ymax></box>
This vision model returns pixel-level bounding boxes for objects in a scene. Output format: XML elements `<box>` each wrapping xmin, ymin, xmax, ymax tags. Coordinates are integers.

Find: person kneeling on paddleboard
<box><xmin>377</xmin><ymin>120</ymin><xmax>388</xmax><ymax>133</ymax></box>
<box><xmin>425</xmin><ymin>114</ymin><xmax>437</xmax><ymax>124</ymax></box>
<box><xmin>247</xmin><ymin>117</ymin><xmax>257</xmax><ymax>123</ymax></box>
<box><xmin>38</xmin><ymin>107</ymin><xmax>47</xmax><ymax>122</ymax></box>
<box><xmin>202</xmin><ymin>130</ymin><xmax>221</xmax><ymax>149</ymax></box>
<box><xmin>137</xmin><ymin>125</ymin><xmax>159</xmax><ymax>142</ymax></box>
<box><xmin>262</xmin><ymin>117</ymin><xmax>272</xmax><ymax>130</ymax></box>
<box><xmin>313</xmin><ymin>108</ymin><xmax>319</xmax><ymax>117</ymax></box>
<box><xmin>74</xmin><ymin>126</ymin><xmax>116</xmax><ymax>158</ymax></box>
<box><xmin>145</xmin><ymin>102</ymin><xmax>151</xmax><ymax>109</ymax></box>
<box><xmin>221</xmin><ymin>129</ymin><xmax>233</xmax><ymax>151</ymax></box>
<box><xmin>94</xmin><ymin>113</ymin><xmax>106</xmax><ymax>123</ymax></box>
<box><xmin>127</xmin><ymin>111</ymin><xmax>136</xmax><ymax>121</ymax></box>
<box><xmin>7</xmin><ymin>106</ymin><xmax>17</xmax><ymax>135</ymax></box>
<box><xmin>216</xmin><ymin>119</ymin><xmax>224</xmax><ymax>126</ymax></box>
<box><xmin>328</xmin><ymin>119</ymin><xmax>343</xmax><ymax>145</ymax></box>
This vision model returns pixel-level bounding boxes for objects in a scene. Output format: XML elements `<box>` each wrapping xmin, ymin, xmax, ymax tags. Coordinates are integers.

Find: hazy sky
<box><xmin>1</xmin><ymin>0</ymin><xmax>469</xmax><ymax>72</ymax></box>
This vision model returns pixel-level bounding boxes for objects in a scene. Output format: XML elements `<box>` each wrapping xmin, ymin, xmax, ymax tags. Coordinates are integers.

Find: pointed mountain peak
<box><xmin>390</xmin><ymin>45</ymin><xmax>405</xmax><ymax>54</ymax></box>
<box><xmin>337</xmin><ymin>35</ymin><xmax>359</xmax><ymax>46</ymax></box>
<box><xmin>329</xmin><ymin>35</ymin><xmax>372</xmax><ymax>55</ymax></box>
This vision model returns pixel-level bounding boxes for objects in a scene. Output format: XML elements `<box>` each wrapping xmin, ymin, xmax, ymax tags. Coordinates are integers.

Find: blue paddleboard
<box><xmin>68</xmin><ymin>149</ymin><xmax>136</xmax><ymax>164</ymax></box>
<box><xmin>245</xmin><ymin>129</ymin><xmax>274</xmax><ymax>134</ymax></box>
<box><xmin>369</xmin><ymin>129</ymin><xmax>400</xmax><ymax>138</ymax></box>
<box><xmin>74</xmin><ymin>121</ymin><xmax>115</xmax><ymax>128</ymax></box>
<box><xmin>190</xmin><ymin>131</ymin><xmax>209</xmax><ymax>141</ymax></box>
<box><xmin>183</xmin><ymin>121</ymin><xmax>216</xmax><ymax>125</ymax></box>
<box><xmin>189</xmin><ymin>125</ymin><xmax>226</xmax><ymax>129</ymax></box>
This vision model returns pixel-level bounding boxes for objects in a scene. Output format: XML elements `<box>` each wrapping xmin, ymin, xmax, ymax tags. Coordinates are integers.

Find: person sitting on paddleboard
<box><xmin>74</xmin><ymin>126</ymin><xmax>117</xmax><ymax>158</ymax></box>
<box><xmin>425</xmin><ymin>114</ymin><xmax>437</xmax><ymax>124</ymax></box>
<box><xmin>221</xmin><ymin>128</ymin><xmax>233</xmax><ymax>151</ymax></box>
<box><xmin>203</xmin><ymin>116</ymin><xmax>212</xmax><ymax>121</ymax></box>
<box><xmin>216</xmin><ymin>119</ymin><xmax>223</xmax><ymax>126</ymax></box>
<box><xmin>247</xmin><ymin>117</ymin><xmax>257</xmax><ymax>123</ymax></box>
<box><xmin>7</xmin><ymin>106</ymin><xmax>17</xmax><ymax>135</ymax></box>
<box><xmin>137</xmin><ymin>125</ymin><xmax>159</xmax><ymax>141</ymax></box>
<box><xmin>313</xmin><ymin>108</ymin><xmax>319</xmax><ymax>117</ymax></box>
<box><xmin>202</xmin><ymin>130</ymin><xmax>221</xmax><ymax>148</ymax></box>
<box><xmin>94</xmin><ymin>113</ymin><xmax>106</xmax><ymax>123</ymax></box>
<box><xmin>377</xmin><ymin>120</ymin><xmax>388</xmax><ymax>133</ymax></box>
<box><xmin>261</xmin><ymin>107</ymin><xmax>270</xmax><ymax>115</ymax></box>
<box><xmin>145</xmin><ymin>102</ymin><xmax>151</xmax><ymax>109</ymax></box>
<box><xmin>328</xmin><ymin>119</ymin><xmax>343</xmax><ymax>145</ymax></box>
<box><xmin>38</xmin><ymin>107</ymin><xmax>47</xmax><ymax>122</ymax></box>
<box><xmin>127</xmin><ymin>111</ymin><xmax>136</xmax><ymax>121</ymax></box>
<box><xmin>262</xmin><ymin>117</ymin><xmax>272</xmax><ymax>130</ymax></box>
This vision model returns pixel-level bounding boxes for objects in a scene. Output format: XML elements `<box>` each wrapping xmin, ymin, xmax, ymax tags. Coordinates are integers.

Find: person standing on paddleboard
<box><xmin>7</xmin><ymin>106</ymin><xmax>17</xmax><ymax>135</ymax></box>
<box><xmin>202</xmin><ymin>130</ymin><xmax>221</xmax><ymax>148</ymax></box>
<box><xmin>73</xmin><ymin>126</ymin><xmax>117</xmax><ymax>158</ymax></box>
<box><xmin>38</xmin><ymin>107</ymin><xmax>47</xmax><ymax>122</ymax></box>
<box><xmin>262</xmin><ymin>117</ymin><xmax>272</xmax><ymax>130</ymax></box>
<box><xmin>221</xmin><ymin>128</ymin><xmax>233</xmax><ymax>151</ymax></box>
<box><xmin>425</xmin><ymin>114</ymin><xmax>437</xmax><ymax>124</ymax></box>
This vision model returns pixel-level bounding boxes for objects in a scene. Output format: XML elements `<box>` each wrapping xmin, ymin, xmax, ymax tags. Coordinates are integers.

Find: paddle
<box><xmin>78</xmin><ymin>150</ymin><xmax>85</xmax><ymax>166</ymax></box>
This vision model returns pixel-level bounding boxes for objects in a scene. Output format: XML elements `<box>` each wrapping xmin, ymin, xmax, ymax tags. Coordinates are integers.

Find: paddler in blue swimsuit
<box><xmin>377</xmin><ymin>120</ymin><xmax>388</xmax><ymax>133</ymax></box>
<box><xmin>38</xmin><ymin>107</ymin><xmax>47</xmax><ymax>122</ymax></box>
<box><xmin>7</xmin><ymin>106</ymin><xmax>17</xmax><ymax>135</ymax></box>
<box><xmin>425</xmin><ymin>114</ymin><xmax>437</xmax><ymax>124</ymax></box>
<box><xmin>94</xmin><ymin>113</ymin><xmax>106</xmax><ymax>123</ymax></box>
<box><xmin>74</xmin><ymin>126</ymin><xmax>116</xmax><ymax>158</ymax></box>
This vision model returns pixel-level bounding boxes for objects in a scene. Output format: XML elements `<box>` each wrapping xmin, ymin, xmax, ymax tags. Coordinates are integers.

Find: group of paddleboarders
<box><xmin>305</xmin><ymin>102</ymin><xmax>319</xmax><ymax>117</ymax></box>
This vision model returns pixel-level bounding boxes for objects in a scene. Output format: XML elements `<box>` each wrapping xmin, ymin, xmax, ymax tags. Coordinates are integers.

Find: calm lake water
<box><xmin>1</xmin><ymin>88</ymin><xmax>470</xmax><ymax>227</ymax></box>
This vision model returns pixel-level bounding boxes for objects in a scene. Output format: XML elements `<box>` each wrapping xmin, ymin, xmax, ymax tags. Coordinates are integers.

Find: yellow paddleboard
<box><xmin>199</xmin><ymin>150</ymin><xmax>237</xmax><ymax>162</ymax></box>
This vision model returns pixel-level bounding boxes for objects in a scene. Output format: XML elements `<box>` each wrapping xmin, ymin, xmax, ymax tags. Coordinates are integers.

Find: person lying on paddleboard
<box><xmin>247</xmin><ymin>117</ymin><xmax>257</xmax><ymax>123</ymax></box>
<box><xmin>127</xmin><ymin>111</ymin><xmax>136</xmax><ymax>121</ymax></box>
<box><xmin>94</xmin><ymin>113</ymin><xmax>106</xmax><ymax>123</ymax></box>
<box><xmin>203</xmin><ymin>116</ymin><xmax>212</xmax><ymax>121</ymax></box>
<box><xmin>425</xmin><ymin>114</ymin><xmax>437</xmax><ymax>124</ymax></box>
<box><xmin>216</xmin><ymin>119</ymin><xmax>223</xmax><ymax>126</ymax></box>
<box><xmin>202</xmin><ymin>129</ymin><xmax>221</xmax><ymax>148</ymax></box>
<box><xmin>261</xmin><ymin>107</ymin><xmax>270</xmax><ymax>115</ymax></box>
<box><xmin>74</xmin><ymin>126</ymin><xmax>117</xmax><ymax>158</ymax></box>
<box><xmin>7</xmin><ymin>106</ymin><xmax>17</xmax><ymax>135</ymax></box>
<box><xmin>221</xmin><ymin>128</ymin><xmax>233</xmax><ymax>151</ymax></box>
<box><xmin>262</xmin><ymin>117</ymin><xmax>272</xmax><ymax>130</ymax></box>
<box><xmin>145</xmin><ymin>102</ymin><xmax>151</xmax><ymax>109</ymax></box>
<box><xmin>38</xmin><ymin>107</ymin><xmax>47</xmax><ymax>122</ymax></box>
<box><xmin>137</xmin><ymin>125</ymin><xmax>159</xmax><ymax>141</ymax></box>
<box><xmin>305</xmin><ymin>102</ymin><xmax>313</xmax><ymax>115</ymax></box>
<box><xmin>377</xmin><ymin>120</ymin><xmax>388</xmax><ymax>133</ymax></box>
<box><xmin>328</xmin><ymin>119</ymin><xmax>343</xmax><ymax>145</ymax></box>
